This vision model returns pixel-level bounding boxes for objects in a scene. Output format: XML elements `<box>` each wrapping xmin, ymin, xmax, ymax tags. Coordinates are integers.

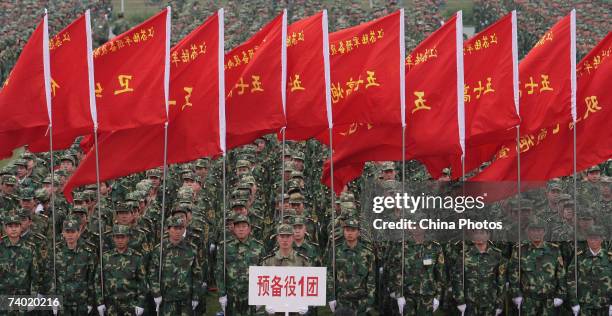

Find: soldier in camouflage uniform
<box><xmin>216</xmin><ymin>214</ymin><xmax>265</xmax><ymax>316</ymax></box>
<box><xmin>0</xmin><ymin>174</ymin><xmax>19</xmax><ymax>212</ymax></box>
<box><xmin>149</xmin><ymin>215</ymin><xmax>205</xmax><ymax>316</ymax></box>
<box><xmin>327</xmin><ymin>218</ymin><xmax>376</xmax><ymax>315</ymax></box>
<box><xmin>567</xmin><ymin>225</ymin><xmax>611</xmax><ymax>316</ymax></box>
<box><xmin>509</xmin><ymin>216</ymin><xmax>566</xmax><ymax>315</ymax></box>
<box><xmin>14</xmin><ymin>158</ymin><xmax>36</xmax><ymax>190</ymax></box>
<box><xmin>0</xmin><ymin>214</ymin><xmax>41</xmax><ymax>298</ymax></box>
<box><xmin>292</xmin><ymin>216</ymin><xmax>321</xmax><ymax>266</ymax></box>
<box><xmin>55</xmin><ymin>218</ymin><xmax>96</xmax><ymax>315</ymax></box>
<box><xmin>452</xmin><ymin>228</ymin><xmax>507</xmax><ymax>316</ymax></box>
<box><xmin>392</xmin><ymin>223</ymin><xmax>446</xmax><ymax>315</ymax></box>
<box><xmin>95</xmin><ymin>224</ymin><xmax>147</xmax><ymax>316</ymax></box>
<box><xmin>103</xmin><ymin>203</ymin><xmax>151</xmax><ymax>256</ymax></box>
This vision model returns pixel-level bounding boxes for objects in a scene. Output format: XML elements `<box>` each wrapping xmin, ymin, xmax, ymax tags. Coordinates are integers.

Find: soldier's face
<box><xmin>586</xmin><ymin>236</ymin><xmax>602</xmax><ymax>251</ymax></box>
<box><xmin>234</xmin><ymin>222</ymin><xmax>251</xmax><ymax>240</ymax></box>
<box><xmin>60</xmin><ymin>161</ymin><xmax>74</xmax><ymax>172</ymax></box>
<box><xmin>26</xmin><ymin>159</ymin><xmax>34</xmax><ymax>170</ymax></box>
<box><xmin>19</xmin><ymin>217</ymin><xmax>31</xmax><ymax>231</ymax></box>
<box><xmin>277</xmin><ymin>234</ymin><xmax>293</xmax><ymax>250</ymax></box>
<box><xmin>343</xmin><ymin>227</ymin><xmax>359</xmax><ymax>242</ymax></box>
<box><xmin>20</xmin><ymin>199</ymin><xmax>35</xmax><ymax>210</ymax></box>
<box><xmin>16</xmin><ymin>166</ymin><xmax>27</xmax><ymax>177</ymax></box>
<box><xmin>293</xmin><ymin>225</ymin><xmax>306</xmax><ymax>241</ymax></box>
<box><xmin>256</xmin><ymin>141</ymin><xmax>265</xmax><ymax>151</ymax></box>
<box><xmin>1</xmin><ymin>184</ymin><xmax>15</xmax><ymax>194</ymax></box>
<box><xmin>168</xmin><ymin>226</ymin><xmax>185</xmax><ymax>243</ymax></box>
<box><xmin>470</xmin><ymin>230</ymin><xmax>490</xmax><ymax>244</ymax></box>
<box><xmin>195</xmin><ymin>167</ymin><xmax>208</xmax><ymax>178</ymax></box>
<box><xmin>148</xmin><ymin>176</ymin><xmax>161</xmax><ymax>187</ymax></box>
<box><xmin>527</xmin><ymin>228</ymin><xmax>545</xmax><ymax>243</ymax></box>
<box><xmin>115</xmin><ymin>211</ymin><xmax>133</xmax><ymax>225</ymax></box>
<box><xmin>62</xmin><ymin>229</ymin><xmax>80</xmax><ymax>244</ymax></box>
<box><xmin>578</xmin><ymin>219</ymin><xmax>594</xmax><ymax>231</ymax></box>
<box><xmin>113</xmin><ymin>234</ymin><xmax>129</xmax><ymax>250</ymax></box>
<box><xmin>232</xmin><ymin>206</ymin><xmax>247</xmax><ymax>216</ymax></box>
<box><xmin>237</xmin><ymin>167</ymin><xmax>249</xmax><ymax>175</ymax></box>
<box><xmin>100</xmin><ymin>182</ymin><xmax>110</xmax><ymax>195</ymax></box>
<box><xmin>562</xmin><ymin>207</ymin><xmax>574</xmax><ymax>220</ymax></box>
<box><xmin>546</xmin><ymin>189</ymin><xmax>561</xmax><ymax>201</ymax></box>
<box><xmin>4</xmin><ymin>223</ymin><xmax>22</xmax><ymax>238</ymax></box>
<box><xmin>382</xmin><ymin>170</ymin><xmax>396</xmax><ymax>180</ymax></box>
<box><xmin>587</xmin><ymin>171</ymin><xmax>600</xmax><ymax>182</ymax></box>
<box><xmin>293</xmin><ymin>160</ymin><xmax>304</xmax><ymax>170</ymax></box>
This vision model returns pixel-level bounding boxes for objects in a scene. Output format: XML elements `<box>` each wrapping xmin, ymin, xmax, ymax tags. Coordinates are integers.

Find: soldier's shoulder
<box><xmin>296</xmin><ymin>251</ymin><xmax>311</xmax><ymax>263</ymax></box>
<box><xmin>31</xmin><ymin>232</ymin><xmax>46</xmax><ymax>241</ymax></box>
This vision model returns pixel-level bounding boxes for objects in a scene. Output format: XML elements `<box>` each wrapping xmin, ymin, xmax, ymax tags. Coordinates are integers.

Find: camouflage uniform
<box><xmin>509</xmin><ymin>218</ymin><xmax>567</xmax><ymax>316</ymax></box>
<box><xmin>261</xmin><ymin>224</ymin><xmax>310</xmax><ymax>267</ymax></box>
<box><xmin>0</xmin><ymin>215</ymin><xmax>41</xmax><ymax>296</ymax></box>
<box><xmin>55</xmin><ymin>219</ymin><xmax>97</xmax><ymax>315</ymax></box>
<box><xmin>326</xmin><ymin>219</ymin><xmax>376</xmax><ymax>315</ymax></box>
<box><xmin>0</xmin><ymin>175</ymin><xmax>19</xmax><ymax>212</ymax></box>
<box><xmin>567</xmin><ymin>225</ymin><xmax>612</xmax><ymax>315</ymax></box>
<box><xmin>95</xmin><ymin>225</ymin><xmax>147</xmax><ymax>316</ymax></box>
<box><xmin>452</xmin><ymin>243</ymin><xmax>507</xmax><ymax>315</ymax></box>
<box><xmin>149</xmin><ymin>216</ymin><xmax>205</xmax><ymax>316</ymax></box>
<box><xmin>215</xmin><ymin>214</ymin><xmax>265</xmax><ymax>316</ymax></box>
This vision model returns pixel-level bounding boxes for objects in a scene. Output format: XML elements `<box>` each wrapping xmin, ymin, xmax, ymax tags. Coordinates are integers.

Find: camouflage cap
<box><xmin>13</xmin><ymin>158</ymin><xmax>27</xmax><ymax>167</ymax></box>
<box><xmin>547</xmin><ymin>182</ymin><xmax>563</xmax><ymax>191</ymax></box>
<box><xmin>146</xmin><ymin>168</ymin><xmax>162</xmax><ymax>178</ymax></box>
<box><xmin>339</xmin><ymin>192</ymin><xmax>355</xmax><ymax>203</ymax></box>
<box><xmin>63</xmin><ymin>218</ymin><xmax>80</xmax><ymax>231</ymax></box>
<box><xmin>166</xmin><ymin>215</ymin><xmax>186</xmax><ymax>227</ymax></box>
<box><xmin>114</xmin><ymin>203</ymin><xmax>132</xmax><ymax>213</ymax></box>
<box><xmin>19</xmin><ymin>188</ymin><xmax>35</xmax><ymax>200</ymax></box>
<box><xmin>182</xmin><ymin>171</ymin><xmax>196</xmax><ymax>181</ymax></box>
<box><xmin>60</xmin><ymin>154</ymin><xmax>75</xmax><ymax>165</ymax></box>
<box><xmin>292</xmin><ymin>151</ymin><xmax>305</xmax><ymax>161</ymax></box>
<box><xmin>442</xmin><ymin>168</ymin><xmax>451</xmax><ymax>176</ymax></box>
<box><xmin>343</xmin><ymin>217</ymin><xmax>360</xmax><ymax>228</ymax></box>
<box><xmin>292</xmin><ymin>216</ymin><xmax>306</xmax><ymax>226</ymax></box>
<box><xmin>135</xmin><ymin>179</ymin><xmax>153</xmax><ymax>192</ymax></box>
<box><xmin>507</xmin><ymin>198</ymin><xmax>534</xmax><ymax>210</ymax></box>
<box><xmin>557</xmin><ymin>193</ymin><xmax>572</xmax><ymax>204</ymax></box>
<box><xmin>277</xmin><ymin>223</ymin><xmax>294</xmax><ymax>235</ymax></box>
<box><xmin>231</xmin><ymin>199</ymin><xmax>247</xmax><ymax>208</ymax></box>
<box><xmin>587</xmin><ymin>165</ymin><xmax>601</xmax><ymax>172</ymax></box>
<box><xmin>585</xmin><ymin>225</ymin><xmax>606</xmax><ymax>237</ymax></box>
<box><xmin>577</xmin><ymin>210</ymin><xmax>594</xmax><ymax>220</ymax></box>
<box><xmin>71</xmin><ymin>206</ymin><xmax>88</xmax><ymax>214</ymax></box>
<box><xmin>112</xmin><ymin>224</ymin><xmax>131</xmax><ymax>236</ymax></box>
<box><xmin>72</xmin><ymin>191</ymin><xmax>87</xmax><ymax>202</ymax></box>
<box><xmin>21</xmin><ymin>152</ymin><xmax>35</xmax><ymax>160</ymax></box>
<box><xmin>290</xmin><ymin>170</ymin><xmax>304</xmax><ymax>179</ymax></box>
<box><xmin>289</xmin><ymin>192</ymin><xmax>304</xmax><ymax>203</ymax></box>
<box><xmin>35</xmin><ymin>188</ymin><xmax>49</xmax><ymax>202</ymax></box>
<box><xmin>172</xmin><ymin>203</ymin><xmax>192</xmax><ymax>214</ymax></box>
<box><xmin>340</xmin><ymin>201</ymin><xmax>356</xmax><ymax>211</ymax></box>
<box><xmin>236</xmin><ymin>182</ymin><xmax>252</xmax><ymax>191</ymax></box>
<box><xmin>41</xmin><ymin>175</ymin><xmax>53</xmax><ymax>184</ymax></box>
<box><xmin>242</xmin><ymin>175</ymin><xmax>256</xmax><ymax>185</ymax></box>
<box><xmin>526</xmin><ymin>216</ymin><xmax>546</xmax><ymax>229</ymax></box>
<box><xmin>233</xmin><ymin>214</ymin><xmax>250</xmax><ymax>225</ymax></box>
<box><xmin>195</xmin><ymin>158</ymin><xmax>210</xmax><ymax>168</ymax></box>
<box><xmin>276</xmin><ymin>193</ymin><xmax>290</xmax><ymax>203</ymax></box>
<box><xmin>1</xmin><ymin>174</ymin><xmax>17</xmax><ymax>185</ymax></box>
<box><xmin>236</xmin><ymin>160</ymin><xmax>250</xmax><ymax>169</ymax></box>
<box><xmin>381</xmin><ymin>161</ymin><xmax>395</xmax><ymax>171</ymax></box>
<box><xmin>55</xmin><ymin>169</ymin><xmax>69</xmax><ymax>177</ymax></box>
<box><xmin>17</xmin><ymin>208</ymin><xmax>31</xmax><ymax>219</ymax></box>
<box><xmin>3</xmin><ymin>214</ymin><xmax>21</xmax><ymax>225</ymax></box>
<box><xmin>254</xmin><ymin>138</ymin><xmax>265</xmax><ymax>144</ymax></box>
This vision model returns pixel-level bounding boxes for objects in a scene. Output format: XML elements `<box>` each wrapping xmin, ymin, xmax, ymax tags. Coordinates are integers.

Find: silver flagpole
<box><xmin>93</xmin><ymin>127</ymin><xmax>105</xmax><ymax>299</ymax></box>
<box><xmin>280</xmin><ymin>128</ymin><xmax>286</xmax><ymax>220</ymax></box>
<box><xmin>48</xmin><ymin>124</ymin><xmax>57</xmax><ymax>294</ymax></box>
<box><xmin>328</xmin><ymin>127</ymin><xmax>336</xmax><ymax>297</ymax></box>
<box><xmin>157</xmin><ymin>122</ymin><xmax>169</xmax><ymax>316</ymax></box>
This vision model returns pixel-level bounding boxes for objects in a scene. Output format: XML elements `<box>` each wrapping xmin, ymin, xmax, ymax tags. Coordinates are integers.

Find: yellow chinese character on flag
<box><xmin>114</xmin><ymin>75</ymin><xmax>134</xmax><ymax>95</ymax></box>
<box><xmin>250</xmin><ymin>75</ymin><xmax>264</xmax><ymax>92</ymax></box>
<box><xmin>412</xmin><ymin>91</ymin><xmax>431</xmax><ymax>113</ymax></box>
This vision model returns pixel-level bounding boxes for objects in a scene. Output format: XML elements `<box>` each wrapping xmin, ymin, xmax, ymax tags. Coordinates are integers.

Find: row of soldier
<box><xmin>0</xmin><ymin>136</ymin><xmax>610</xmax><ymax>315</ymax></box>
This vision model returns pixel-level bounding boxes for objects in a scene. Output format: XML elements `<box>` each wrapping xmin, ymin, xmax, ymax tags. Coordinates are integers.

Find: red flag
<box><xmin>284</xmin><ymin>11</ymin><xmax>331</xmax><ymax>141</ymax></box>
<box><xmin>472</xmin><ymin>31</ymin><xmax>611</xmax><ymax>181</ymax></box>
<box><xmin>64</xmin><ymin>10</ymin><xmax>224</xmax><ymax>200</ymax></box>
<box><xmin>225</xmin><ymin>11</ymin><xmax>286</xmax><ymax>149</ymax></box>
<box><xmin>0</xmin><ymin>15</ymin><xmax>50</xmax><ymax>156</ymax></box>
<box><xmin>28</xmin><ymin>12</ymin><xmax>96</xmax><ymax>152</ymax></box>
<box><xmin>421</xmin><ymin>12</ymin><xmax>520</xmax><ymax>179</ymax></box>
<box><xmin>326</xmin><ymin>10</ymin><xmax>405</xmax><ymax>132</ymax></box>
<box><xmin>93</xmin><ymin>8</ymin><xmax>170</xmax><ymax>131</ymax></box>
<box><xmin>321</xmin><ymin>12</ymin><xmax>464</xmax><ymax>191</ymax></box>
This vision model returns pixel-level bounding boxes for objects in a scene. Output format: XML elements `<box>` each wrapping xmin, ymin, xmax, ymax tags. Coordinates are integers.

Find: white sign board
<box><xmin>248</xmin><ymin>266</ymin><xmax>327</xmax><ymax>312</ymax></box>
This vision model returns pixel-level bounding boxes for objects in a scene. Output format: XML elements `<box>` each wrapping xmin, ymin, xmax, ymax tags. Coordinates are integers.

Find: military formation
<box><xmin>0</xmin><ymin>135</ymin><xmax>611</xmax><ymax>316</ymax></box>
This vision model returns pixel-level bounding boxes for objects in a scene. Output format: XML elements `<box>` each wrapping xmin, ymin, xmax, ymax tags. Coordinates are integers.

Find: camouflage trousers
<box><xmin>401</xmin><ymin>295</ymin><xmax>435</xmax><ymax>316</ymax></box>
<box><xmin>58</xmin><ymin>304</ymin><xmax>89</xmax><ymax>316</ymax></box>
<box><xmin>462</xmin><ymin>304</ymin><xmax>500</xmax><ymax>316</ymax></box>
<box><xmin>518</xmin><ymin>297</ymin><xmax>556</xmax><ymax>316</ymax></box>
<box><xmin>225</xmin><ymin>296</ymin><xmax>256</xmax><ymax>316</ymax></box>
<box><xmin>104</xmin><ymin>300</ymin><xmax>135</xmax><ymax>316</ymax></box>
<box><xmin>336</xmin><ymin>298</ymin><xmax>373</xmax><ymax>316</ymax></box>
<box><xmin>158</xmin><ymin>300</ymin><xmax>193</xmax><ymax>316</ymax></box>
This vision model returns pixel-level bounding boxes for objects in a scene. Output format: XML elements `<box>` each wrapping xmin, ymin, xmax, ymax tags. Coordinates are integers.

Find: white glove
<box><xmin>135</xmin><ymin>306</ymin><xmax>144</xmax><ymax>316</ymax></box>
<box><xmin>389</xmin><ymin>292</ymin><xmax>397</xmax><ymax>299</ymax></box>
<box><xmin>87</xmin><ymin>306</ymin><xmax>93</xmax><ymax>314</ymax></box>
<box><xmin>97</xmin><ymin>305</ymin><xmax>106</xmax><ymax>316</ymax></box>
<box><xmin>513</xmin><ymin>296</ymin><xmax>523</xmax><ymax>307</ymax></box>
<box><xmin>191</xmin><ymin>300</ymin><xmax>199</xmax><ymax>310</ymax></box>
<box><xmin>328</xmin><ymin>300</ymin><xmax>337</xmax><ymax>312</ymax></box>
<box><xmin>433</xmin><ymin>298</ymin><xmax>440</xmax><ymax>312</ymax></box>
<box><xmin>37</xmin><ymin>293</ymin><xmax>44</xmax><ymax>299</ymax></box>
<box><xmin>52</xmin><ymin>305</ymin><xmax>58</xmax><ymax>315</ymax></box>
<box><xmin>265</xmin><ymin>305</ymin><xmax>276</xmax><ymax>314</ymax></box>
<box><xmin>219</xmin><ymin>296</ymin><xmax>227</xmax><ymax>312</ymax></box>
<box><xmin>571</xmin><ymin>305</ymin><xmax>579</xmax><ymax>315</ymax></box>
<box><xmin>154</xmin><ymin>296</ymin><xmax>162</xmax><ymax>312</ymax></box>
<box><xmin>608</xmin><ymin>305</ymin><xmax>611</xmax><ymax>316</ymax></box>
<box><xmin>495</xmin><ymin>309</ymin><xmax>502</xmax><ymax>316</ymax></box>
<box><xmin>554</xmin><ymin>298</ymin><xmax>563</xmax><ymax>307</ymax></box>
<box><xmin>297</xmin><ymin>306</ymin><xmax>308</xmax><ymax>315</ymax></box>
<box><xmin>397</xmin><ymin>296</ymin><xmax>406</xmax><ymax>313</ymax></box>
<box><xmin>202</xmin><ymin>282</ymin><xmax>208</xmax><ymax>291</ymax></box>
<box><xmin>457</xmin><ymin>304</ymin><xmax>467</xmax><ymax>313</ymax></box>
<box><xmin>210</xmin><ymin>243</ymin><xmax>216</xmax><ymax>253</ymax></box>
